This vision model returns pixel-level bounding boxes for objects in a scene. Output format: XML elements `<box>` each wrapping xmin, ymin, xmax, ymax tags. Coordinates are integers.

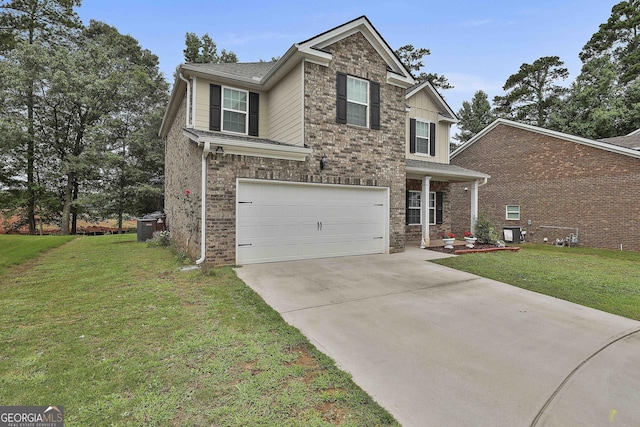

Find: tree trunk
<box><xmin>71</xmin><ymin>180</ymin><xmax>79</xmax><ymax>234</ymax></box>
<box><xmin>117</xmin><ymin>211</ymin><xmax>123</xmax><ymax>234</ymax></box>
<box><xmin>27</xmin><ymin>88</ymin><xmax>36</xmax><ymax>235</ymax></box>
<box><xmin>60</xmin><ymin>172</ymin><xmax>75</xmax><ymax>235</ymax></box>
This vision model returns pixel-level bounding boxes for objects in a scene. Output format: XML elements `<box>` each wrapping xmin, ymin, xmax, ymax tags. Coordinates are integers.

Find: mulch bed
<box><xmin>427</xmin><ymin>243</ymin><xmax>521</xmax><ymax>255</ymax></box>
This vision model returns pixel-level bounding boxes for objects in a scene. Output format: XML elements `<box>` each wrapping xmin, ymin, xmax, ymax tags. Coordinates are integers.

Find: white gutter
<box><xmin>178</xmin><ymin>73</ymin><xmax>191</xmax><ymax>127</ymax></box>
<box><xmin>195</xmin><ymin>141</ymin><xmax>211</xmax><ymax>264</ymax></box>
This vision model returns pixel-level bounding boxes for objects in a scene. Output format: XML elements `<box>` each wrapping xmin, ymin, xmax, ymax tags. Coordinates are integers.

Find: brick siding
<box><xmin>164</xmin><ymin>32</ymin><xmax>408</xmax><ymax>266</ymax></box>
<box><xmin>450</xmin><ymin>123</ymin><xmax>640</xmax><ymax>251</ymax></box>
<box><xmin>164</xmin><ymin>99</ymin><xmax>202</xmax><ymax>259</ymax></box>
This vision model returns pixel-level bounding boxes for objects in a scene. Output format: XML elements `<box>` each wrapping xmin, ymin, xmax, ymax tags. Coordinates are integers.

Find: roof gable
<box><xmin>451</xmin><ymin>119</ymin><xmax>640</xmax><ymax>160</ymax></box>
<box><xmin>406</xmin><ymin>80</ymin><xmax>459</xmax><ymax>123</ymax></box>
<box><xmin>295</xmin><ymin>16</ymin><xmax>413</xmax><ymax>86</ymax></box>
<box><xmin>179</xmin><ymin>16</ymin><xmax>415</xmax><ymax>90</ymax></box>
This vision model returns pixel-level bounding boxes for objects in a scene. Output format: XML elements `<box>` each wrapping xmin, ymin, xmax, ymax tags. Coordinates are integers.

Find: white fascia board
<box><xmin>184</xmin><ymin>130</ymin><xmax>312</xmax><ymax>161</ymax></box>
<box><xmin>159</xmin><ymin>78</ymin><xmax>187</xmax><ymax>137</ymax></box>
<box><xmin>299</xmin><ymin>49</ymin><xmax>332</xmax><ymax>67</ymax></box>
<box><xmin>438</xmin><ymin>113</ymin><xmax>459</xmax><ymax>124</ymax></box>
<box><xmin>387</xmin><ymin>71</ymin><xmax>415</xmax><ymax>88</ymax></box>
<box><xmin>406</xmin><ymin>166</ymin><xmax>490</xmax><ymax>182</ymax></box>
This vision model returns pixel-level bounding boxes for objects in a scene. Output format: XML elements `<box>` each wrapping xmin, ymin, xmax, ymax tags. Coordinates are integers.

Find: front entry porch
<box><xmin>405</xmin><ymin>159</ymin><xmax>490</xmax><ymax>247</ymax></box>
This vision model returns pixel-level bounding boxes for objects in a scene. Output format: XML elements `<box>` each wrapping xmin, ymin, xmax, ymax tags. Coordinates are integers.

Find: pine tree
<box><xmin>454</xmin><ymin>90</ymin><xmax>494</xmax><ymax>143</ymax></box>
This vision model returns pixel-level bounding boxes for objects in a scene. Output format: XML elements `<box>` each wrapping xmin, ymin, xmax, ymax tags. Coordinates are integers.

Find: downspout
<box><xmin>178</xmin><ymin>73</ymin><xmax>190</xmax><ymax>127</ymax></box>
<box><xmin>470</xmin><ymin>177</ymin><xmax>489</xmax><ymax>234</ymax></box>
<box><xmin>195</xmin><ymin>141</ymin><xmax>211</xmax><ymax>264</ymax></box>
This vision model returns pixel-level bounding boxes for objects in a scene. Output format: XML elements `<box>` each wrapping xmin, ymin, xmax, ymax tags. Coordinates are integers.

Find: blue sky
<box><xmin>77</xmin><ymin>0</ymin><xmax>616</xmax><ymax>114</ymax></box>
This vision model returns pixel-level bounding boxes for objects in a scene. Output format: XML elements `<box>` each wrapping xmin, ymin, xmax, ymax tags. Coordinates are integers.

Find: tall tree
<box><xmin>395</xmin><ymin>44</ymin><xmax>452</xmax><ymax>90</ymax></box>
<box><xmin>548</xmin><ymin>55</ymin><xmax>627</xmax><ymax>138</ymax></box>
<box><xmin>454</xmin><ymin>90</ymin><xmax>494</xmax><ymax>143</ymax></box>
<box><xmin>0</xmin><ymin>0</ymin><xmax>81</xmax><ymax>234</ymax></box>
<box><xmin>493</xmin><ymin>56</ymin><xmax>569</xmax><ymax>127</ymax></box>
<box><xmin>43</xmin><ymin>20</ymin><xmax>168</xmax><ymax>234</ymax></box>
<box><xmin>580</xmin><ymin>0</ymin><xmax>640</xmax><ymax>85</ymax></box>
<box><xmin>559</xmin><ymin>0</ymin><xmax>640</xmax><ymax>137</ymax></box>
<box><xmin>183</xmin><ymin>32</ymin><xmax>237</xmax><ymax>63</ymax></box>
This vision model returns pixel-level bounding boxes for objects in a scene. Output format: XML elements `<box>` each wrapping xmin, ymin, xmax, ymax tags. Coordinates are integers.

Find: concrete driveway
<box><xmin>235</xmin><ymin>248</ymin><xmax>640</xmax><ymax>426</ymax></box>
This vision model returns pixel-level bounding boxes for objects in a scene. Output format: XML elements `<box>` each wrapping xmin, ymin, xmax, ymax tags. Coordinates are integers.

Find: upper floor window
<box><xmin>223</xmin><ymin>87</ymin><xmax>248</xmax><ymax>133</ymax></box>
<box><xmin>336</xmin><ymin>72</ymin><xmax>380</xmax><ymax>130</ymax></box>
<box><xmin>210</xmin><ymin>84</ymin><xmax>259</xmax><ymax>136</ymax></box>
<box><xmin>347</xmin><ymin>76</ymin><xmax>368</xmax><ymax>127</ymax></box>
<box><xmin>410</xmin><ymin>119</ymin><xmax>436</xmax><ymax>156</ymax></box>
<box><xmin>415</xmin><ymin>120</ymin><xmax>431</xmax><ymax>154</ymax></box>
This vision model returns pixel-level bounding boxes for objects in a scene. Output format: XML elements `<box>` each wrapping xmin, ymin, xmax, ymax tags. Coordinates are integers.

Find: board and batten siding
<box><xmin>267</xmin><ymin>63</ymin><xmax>303</xmax><ymax>145</ymax></box>
<box><xmin>192</xmin><ymin>78</ymin><xmax>269</xmax><ymax>137</ymax></box>
<box><xmin>406</xmin><ymin>90</ymin><xmax>449</xmax><ymax>164</ymax></box>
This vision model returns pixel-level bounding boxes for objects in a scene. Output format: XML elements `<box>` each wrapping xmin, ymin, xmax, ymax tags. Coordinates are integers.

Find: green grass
<box><xmin>0</xmin><ymin>234</ymin><xmax>398</xmax><ymax>426</ymax></box>
<box><xmin>0</xmin><ymin>234</ymin><xmax>76</xmax><ymax>275</ymax></box>
<box><xmin>431</xmin><ymin>243</ymin><xmax>640</xmax><ymax>321</ymax></box>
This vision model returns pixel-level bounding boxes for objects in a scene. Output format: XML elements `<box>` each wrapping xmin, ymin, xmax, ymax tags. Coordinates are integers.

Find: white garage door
<box><xmin>236</xmin><ymin>180</ymin><xmax>388</xmax><ymax>264</ymax></box>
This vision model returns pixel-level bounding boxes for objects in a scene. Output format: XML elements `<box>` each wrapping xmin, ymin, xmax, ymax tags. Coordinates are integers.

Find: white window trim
<box><xmin>415</xmin><ymin>119</ymin><xmax>431</xmax><ymax>156</ymax></box>
<box><xmin>506</xmin><ymin>204</ymin><xmax>520</xmax><ymax>220</ymax></box>
<box><xmin>222</xmin><ymin>85</ymin><xmax>249</xmax><ymax>135</ymax></box>
<box><xmin>408</xmin><ymin>190</ymin><xmax>421</xmax><ymax>225</ymax></box>
<box><xmin>347</xmin><ymin>75</ymin><xmax>369</xmax><ymax>128</ymax></box>
<box><xmin>429</xmin><ymin>191</ymin><xmax>436</xmax><ymax>225</ymax></box>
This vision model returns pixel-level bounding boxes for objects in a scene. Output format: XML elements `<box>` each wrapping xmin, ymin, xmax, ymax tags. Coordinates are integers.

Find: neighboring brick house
<box><xmin>450</xmin><ymin>119</ymin><xmax>640</xmax><ymax>251</ymax></box>
<box><xmin>160</xmin><ymin>16</ymin><xmax>487</xmax><ymax>266</ymax></box>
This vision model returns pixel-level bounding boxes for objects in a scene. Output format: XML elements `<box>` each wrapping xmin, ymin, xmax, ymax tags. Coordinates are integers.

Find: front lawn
<box><xmin>431</xmin><ymin>244</ymin><xmax>640</xmax><ymax>321</ymax></box>
<box><xmin>0</xmin><ymin>234</ymin><xmax>398</xmax><ymax>426</ymax></box>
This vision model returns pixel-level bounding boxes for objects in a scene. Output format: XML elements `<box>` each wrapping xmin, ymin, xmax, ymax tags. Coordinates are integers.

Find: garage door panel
<box><xmin>237</xmin><ymin>181</ymin><xmax>387</xmax><ymax>264</ymax></box>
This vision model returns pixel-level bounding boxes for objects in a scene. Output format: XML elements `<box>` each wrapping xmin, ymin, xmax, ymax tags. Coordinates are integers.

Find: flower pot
<box><xmin>464</xmin><ymin>237</ymin><xmax>477</xmax><ymax>248</ymax></box>
<box><xmin>442</xmin><ymin>238</ymin><xmax>455</xmax><ymax>249</ymax></box>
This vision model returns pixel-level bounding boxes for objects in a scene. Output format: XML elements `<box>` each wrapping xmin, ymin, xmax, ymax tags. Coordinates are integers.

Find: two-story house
<box><xmin>159</xmin><ymin>16</ymin><xmax>488</xmax><ymax>266</ymax></box>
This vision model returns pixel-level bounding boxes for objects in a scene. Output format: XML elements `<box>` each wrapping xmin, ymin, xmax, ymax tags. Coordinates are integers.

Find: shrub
<box><xmin>148</xmin><ymin>230</ymin><xmax>171</xmax><ymax>247</ymax></box>
<box><xmin>474</xmin><ymin>211</ymin><xmax>499</xmax><ymax>244</ymax></box>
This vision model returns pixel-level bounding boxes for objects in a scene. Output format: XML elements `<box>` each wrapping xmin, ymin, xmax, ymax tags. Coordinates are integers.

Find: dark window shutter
<box><xmin>405</xmin><ymin>190</ymin><xmax>410</xmax><ymax>225</ymax></box>
<box><xmin>336</xmin><ymin>72</ymin><xmax>347</xmax><ymax>124</ymax></box>
<box><xmin>210</xmin><ymin>84</ymin><xmax>221</xmax><ymax>131</ymax></box>
<box><xmin>430</xmin><ymin>122</ymin><xmax>436</xmax><ymax>156</ymax></box>
<box><xmin>249</xmin><ymin>92</ymin><xmax>259</xmax><ymax>136</ymax></box>
<box><xmin>409</xmin><ymin>119</ymin><xmax>416</xmax><ymax>153</ymax></box>
<box><xmin>436</xmin><ymin>191</ymin><xmax>444</xmax><ymax>224</ymax></box>
<box><xmin>370</xmin><ymin>81</ymin><xmax>380</xmax><ymax>130</ymax></box>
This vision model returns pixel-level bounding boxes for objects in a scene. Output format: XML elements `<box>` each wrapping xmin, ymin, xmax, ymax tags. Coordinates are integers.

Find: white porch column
<box><xmin>470</xmin><ymin>179</ymin><xmax>479</xmax><ymax>233</ymax></box>
<box><xmin>420</xmin><ymin>176</ymin><xmax>431</xmax><ymax>248</ymax></box>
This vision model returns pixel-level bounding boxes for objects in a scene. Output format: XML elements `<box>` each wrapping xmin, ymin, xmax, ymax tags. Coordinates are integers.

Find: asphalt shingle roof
<box><xmin>183</xmin><ymin>128</ymin><xmax>302</xmax><ymax>147</ymax></box>
<box><xmin>598</xmin><ymin>132</ymin><xmax>640</xmax><ymax>150</ymax></box>
<box><xmin>184</xmin><ymin>61</ymin><xmax>277</xmax><ymax>80</ymax></box>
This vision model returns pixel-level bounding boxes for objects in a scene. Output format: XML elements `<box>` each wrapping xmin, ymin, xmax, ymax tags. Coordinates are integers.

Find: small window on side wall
<box><xmin>506</xmin><ymin>205</ymin><xmax>520</xmax><ymax>220</ymax></box>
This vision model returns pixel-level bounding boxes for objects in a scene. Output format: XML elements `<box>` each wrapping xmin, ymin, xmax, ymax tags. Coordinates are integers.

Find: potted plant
<box><xmin>442</xmin><ymin>232</ymin><xmax>456</xmax><ymax>249</ymax></box>
<box><xmin>464</xmin><ymin>231</ymin><xmax>477</xmax><ymax>248</ymax></box>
